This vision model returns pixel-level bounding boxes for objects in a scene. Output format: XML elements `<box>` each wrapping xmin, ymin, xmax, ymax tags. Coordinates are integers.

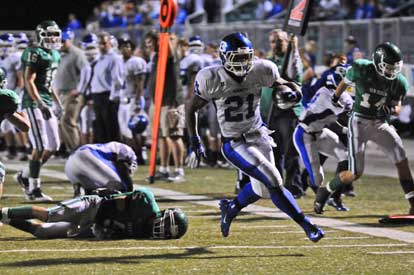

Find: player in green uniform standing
<box><xmin>0</xmin><ymin>187</ymin><xmax>188</xmax><ymax>240</ymax></box>
<box><xmin>0</xmin><ymin>67</ymin><xmax>31</xmax><ymax>198</ymax></box>
<box><xmin>17</xmin><ymin>20</ymin><xmax>63</xmax><ymax>201</ymax></box>
<box><xmin>330</xmin><ymin>42</ymin><xmax>414</xmax><ymax>214</ymax></box>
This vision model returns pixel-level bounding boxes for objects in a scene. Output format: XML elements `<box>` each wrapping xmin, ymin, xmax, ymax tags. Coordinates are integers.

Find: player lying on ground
<box><xmin>186</xmin><ymin>32</ymin><xmax>324</xmax><ymax>242</ymax></box>
<box><xmin>0</xmin><ymin>187</ymin><xmax>188</xmax><ymax>240</ymax></box>
<box><xmin>0</xmin><ymin>67</ymin><xmax>31</xmax><ymax>198</ymax></box>
<box><xmin>332</xmin><ymin>42</ymin><xmax>414</xmax><ymax>214</ymax></box>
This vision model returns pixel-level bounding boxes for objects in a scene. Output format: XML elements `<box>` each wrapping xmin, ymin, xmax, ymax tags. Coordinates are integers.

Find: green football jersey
<box><xmin>346</xmin><ymin>59</ymin><xmax>408</xmax><ymax>119</ymax></box>
<box><xmin>21</xmin><ymin>46</ymin><xmax>60</xmax><ymax>108</ymax></box>
<box><xmin>95</xmin><ymin>187</ymin><xmax>161</xmax><ymax>238</ymax></box>
<box><xmin>0</xmin><ymin>88</ymin><xmax>20</xmax><ymax>123</ymax></box>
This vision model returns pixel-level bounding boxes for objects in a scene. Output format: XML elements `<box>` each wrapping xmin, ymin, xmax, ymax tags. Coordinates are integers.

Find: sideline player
<box><xmin>65</xmin><ymin>142</ymin><xmax>137</xmax><ymax>196</ymax></box>
<box><xmin>186</xmin><ymin>32</ymin><xmax>324</xmax><ymax>242</ymax></box>
<box><xmin>0</xmin><ymin>67</ymin><xmax>30</xmax><ymax>198</ymax></box>
<box><xmin>117</xmin><ymin>38</ymin><xmax>147</xmax><ymax>163</ymax></box>
<box><xmin>0</xmin><ymin>187</ymin><xmax>188</xmax><ymax>240</ymax></box>
<box><xmin>333</xmin><ymin>42</ymin><xmax>414</xmax><ymax>214</ymax></box>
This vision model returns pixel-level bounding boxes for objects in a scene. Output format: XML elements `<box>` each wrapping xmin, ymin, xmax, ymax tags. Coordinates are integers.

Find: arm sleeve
<box><xmin>21</xmin><ymin>48</ymin><xmax>39</xmax><ymax>71</ymax></box>
<box><xmin>194</xmin><ymin>70</ymin><xmax>212</xmax><ymax>101</ymax></box>
<box><xmin>260</xmin><ymin>59</ymin><xmax>280</xmax><ymax>87</ymax></box>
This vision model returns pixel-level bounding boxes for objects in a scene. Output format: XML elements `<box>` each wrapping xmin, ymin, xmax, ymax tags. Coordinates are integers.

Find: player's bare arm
<box><xmin>24</xmin><ymin>66</ymin><xmax>41</xmax><ymax>103</ymax></box>
<box><xmin>134</xmin><ymin>74</ymin><xmax>145</xmax><ymax>111</ymax></box>
<box><xmin>6</xmin><ymin>111</ymin><xmax>30</xmax><ymax>132</ymax></box>
<box><xmin>334</xmin><ymin>79</ymin><xmax>348</xmax><ymax>98</ymax></box>
<box><xmin>185</xmin><ymin>95</ymin><xmax>208</xmax><ymax>138</ymax></box>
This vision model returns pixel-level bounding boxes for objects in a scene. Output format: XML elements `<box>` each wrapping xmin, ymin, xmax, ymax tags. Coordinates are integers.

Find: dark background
<box><xmin>1</xmin><ymin>0</ymin><xmax>102</xmax><ymax>30</ymax></box>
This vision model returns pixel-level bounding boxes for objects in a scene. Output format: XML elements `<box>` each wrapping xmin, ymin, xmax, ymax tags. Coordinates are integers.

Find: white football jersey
<box><xmin>77</xmin><ymin>142</ymin><xmax>137</xmax><ymax>164</ymax></box>
<box><xmin>180</xmin><ymin>53</ymin><xmax>203</xmax><ymax>97</ymax></box>
<box><xmin>121</xmin><ymin>56</ymin><xmax>147</xmax><ymax>100</ymax></box>
<box><xmin>0</xmin><ymin>53</ymin><xmax>21</xmax><ymax>90</ymax></box>
<box><xmin>195</xmin><ymin>59</ymin><xmax>279</xmax><ymax>138</ymax></box>
<box><xmin>299</xmin><ymin>86</ymin><xmax>353</xmax><ymax>133</ymax></box>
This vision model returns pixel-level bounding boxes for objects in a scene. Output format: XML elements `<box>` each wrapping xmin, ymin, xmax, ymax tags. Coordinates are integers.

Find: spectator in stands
<box><xmin>204</xmin><ymin>0</ymin><xmax>221</xmax><ymax>23</ymax></box>
<box><xmin>344</xmin><ymin>35</ymin><xmax>360</xmax><ymax>64</ymax></box>
<box><xmin>256</xmin><ymin>0</ymin><xmax>283</xmax><ymax>20</ymax></box>
<box><xmin>304</xmin><ymin>40</ymin><xmax>317</xmax><ymax>69</ymax></box>
<box><xmin>66</xmin><ymin>13</ymin><xmax>82</xmax><ymax>30</ymax></box>
<box><xmin>317</xmin><ymin>0</ymin><xmax>344</xmax><ymax>20</ymax></box>
<box><xmin>355</xmin><ymin>0</ymin><xmax>381</xmax><ymax>19</ymax></box>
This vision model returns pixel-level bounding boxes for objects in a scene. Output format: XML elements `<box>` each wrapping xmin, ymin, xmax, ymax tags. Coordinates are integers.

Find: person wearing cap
<box><xmin>345</xmin><ymin>35</ymin><xmax>360</xmax><ymax>64</ymax></box>
<box><xmin>54</xmin><ymin>28</ymin><xmax>88</xmax><ymax>154</ymax></box>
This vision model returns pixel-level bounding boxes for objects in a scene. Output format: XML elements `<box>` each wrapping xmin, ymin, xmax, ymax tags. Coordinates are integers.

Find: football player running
<box><xmin>333</xmin><ymin>42</ymin><xmax>414</xmax><ymax>214</ymax></box>
<box><xmin>293</xmin><ymin>62</ymin><xmax>353</xmax><ymax>213</ymax></box>
<box><xmin>65</xmin><ymin>142</ymin><xmax>137</xmax><ymax>196</ymax></box>
<box><xmin>16</xmin><ymin>20</ymin><xmax>63</xmax><ymax>201</ymax></box>
<box><xmin>0</xmin><ymin>67</ymin><xmax>30</xmax><ymax>198</ymax></box>
<box><xmin>186</xmin><ymin>32</ymin><xmax>324</xmax><ymax>242</ymax></box>
<box><xmin>0</xmin><ymin>187</ymin><xmax>188</xmax><ymax>240</ymax></box>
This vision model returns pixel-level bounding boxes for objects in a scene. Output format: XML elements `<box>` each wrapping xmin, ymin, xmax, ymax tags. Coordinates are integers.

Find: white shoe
<box><xmin>167</xmin><ymin>172</ymin><xmax>186</xmax><ymax>183</ymax></box>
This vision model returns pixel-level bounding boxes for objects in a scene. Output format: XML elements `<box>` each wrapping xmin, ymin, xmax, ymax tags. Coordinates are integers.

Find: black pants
<box><xmin>268</xmin><ymin>110</ymin><xmax>302</xmax><ymax>192</ymax></box>
<box><xmin>91</xmin><ymin>92</ymin><xmax>120</xmax><ymax>143</ymax></box>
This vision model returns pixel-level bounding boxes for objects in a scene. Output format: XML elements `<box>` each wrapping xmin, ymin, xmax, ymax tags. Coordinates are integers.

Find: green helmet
<box><xmin>152</xmin><ymin>208</ymin><xmax>188</xmax><ymax>239</ymax></box>
<box><xmin>0</xmin><ymin>67</ymin><xmax>7</xmax><ymax>89</ymax></box>
<box><xmin>35</xmin><ymin>20</ymin><xmax>61</xmax><ymax>50</ymax></box>
<box><xmin>372</xmin><ymin>42</ymin><xmax>403</xmax><ymax>80</ymax></box>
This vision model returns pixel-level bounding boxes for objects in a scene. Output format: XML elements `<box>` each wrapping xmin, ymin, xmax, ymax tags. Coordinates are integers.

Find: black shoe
<box><xmin>28</xmin><ymin>188</ymin><xmax>53</xmax><ymax>202</ymax></box>
<box><xmin>314</xmin><ymin>187</ymin><xmax>331</xmax><ymax>214</ymax></box>
<box><xmin>14</xmin><ymin>170</ymin><xmax>30</xmax><ymax>196</ymax></box>
<box><xmin>285</xmin><ymin>184</ymin><xmax>305</xmax><ymax>199</ymax></box>
<box><xmin>342</xmin><ymin>183</ymin><xmax>356</xmax><ymax>197</ymax></box>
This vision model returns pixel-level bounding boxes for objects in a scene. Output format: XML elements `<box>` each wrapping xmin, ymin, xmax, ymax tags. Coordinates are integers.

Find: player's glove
<box><xmin>38</xmin><ymin>101</ymin><xmax>52</xmax><ymax>120</ymax></box>
<box><xmin>187</xmin><ymin>135</ymin><xmax>206</xmax><ymax>169</ymax></box>
<box><xmin>331</xmin><ymin>93</ymin><xmax>343</xmax><ymax>108</ymax></box>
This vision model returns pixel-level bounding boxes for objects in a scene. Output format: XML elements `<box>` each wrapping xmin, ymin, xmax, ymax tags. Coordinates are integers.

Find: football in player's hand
<box><xmin>273</xmin><ymin>84</ymin><xmax>298</xmax><ymax>109</ymax></box>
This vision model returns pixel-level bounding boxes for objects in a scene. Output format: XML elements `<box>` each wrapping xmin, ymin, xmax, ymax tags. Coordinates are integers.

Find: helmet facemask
<box><xmin>0</xmin><ymin>78</ymin><xmax>7</xmax><ymax>89</ymax></box>
<box><xmin>152</xmin><ymin>208</ymin><xmax>187</xmax><ymax>239</ymax></box>
<box><xmin>38</xmin><ymin>26</ymin><xmax>62</xmax><ymax>50</ymax></box>
<box><xmin>222</xmin><ymin>47</ymin><xmax>254</xmax><ymax>77</ymax></box>
<box><xmin>374</xmin><ymin>53</ymin><xmax>402</xmax><ymax>80</ymax></box>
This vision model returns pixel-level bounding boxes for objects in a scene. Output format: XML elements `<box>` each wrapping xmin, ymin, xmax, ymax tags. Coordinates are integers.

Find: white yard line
<box><xmin>269</xmin><ymin>230</ymin><xmax>337</xmax><ymax>234</ymax></box>
<box><xmin>5</xmin><ymin>164</ymin><xmax>414</xmax><ymax>244</ymax></box>
<box><xmin>0</xmin><ymin>243</ymin><xmax>407</xmax><ymax>253</ymax></box>
<box><xmin>367</xmin><ymin>250</ymin><xmax>414</xmax><ymax>255</ymax></box>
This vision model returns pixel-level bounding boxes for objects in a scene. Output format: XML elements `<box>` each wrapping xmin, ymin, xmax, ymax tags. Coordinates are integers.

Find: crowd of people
<box><xmin>0</xmin><ymin>17</ymin><xmax>413</xmax><ymax>241</ymax></box>
<box><xmin>66</xmin><ymin>0</ymin><xmax>408</xmax><ymax>31</ymax></box>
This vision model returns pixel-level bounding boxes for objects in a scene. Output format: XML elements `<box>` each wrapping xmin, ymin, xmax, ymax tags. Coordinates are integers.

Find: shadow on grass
<box><xmin>0</xmin><ymin>247</ymin><xmax>305</xmax><ymax>267</ymax></box>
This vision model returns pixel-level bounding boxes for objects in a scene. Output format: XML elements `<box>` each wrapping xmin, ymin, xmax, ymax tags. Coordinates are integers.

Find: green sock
<box><xmin>8</xmin><ymin>206</ymin><xmax>34</xmax><ymax>220</ymax></box>
<box><xmin>327</xmin><ymin>175</ymin><xmax>345</xmax><ymax>192</ymax></box>
<box><xmin>9</xmin><ymin>219</ymin><xmax>37</xmax><ymax>235</ymax></box>
<box><xmin>29</xmin><ymin>160</ymin><xmax>41</xmax><ymax>178</ymax></box>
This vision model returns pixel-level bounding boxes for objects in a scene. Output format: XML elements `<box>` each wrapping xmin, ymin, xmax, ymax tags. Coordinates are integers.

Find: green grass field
<box><xmin>1</xmin><ymin>163</ymin><xmax>414</xmax><ymax>275</ymax></box>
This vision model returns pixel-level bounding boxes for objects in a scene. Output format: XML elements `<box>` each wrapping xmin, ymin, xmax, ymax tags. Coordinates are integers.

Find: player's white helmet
<box><xmin>189</xmin><ymin>35</ymin><xmax>204</xmax><ymax>54</ymax></box>
<box><xmin>81</xmin><ymin>33</ymin><xmax>99</xmax><ymax>61</ymax></box>
<box><xmin>0</xmin><ymin>33</ymin><xmax>15</xmax><ymax>57</ymax></box>
<box><xmin>219</xmin><ymin>32</ymin><xmax>254</xmax><ymax>77</ymax></box>
<box><xmin>152</xmin><ymin>208</ymin><xmax>188</xmax><ymax>239</ymax></box>
<box><xmin>35</xmin><ymin>20</ymin><xmax>62</xmax><ymax>50</ymax></box>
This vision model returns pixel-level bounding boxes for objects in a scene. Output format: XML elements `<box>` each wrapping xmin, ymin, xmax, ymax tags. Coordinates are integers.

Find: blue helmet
<box><xmin>128</xmin><ymin>114</ymin><xmax>148</xmax><ymax>134</ymax></box>
<box><xmin>0</xmin><ymin>33</ymin><xmax>15</xmax><ymax>57</ymax></box>
<box><xmin>61</xmin><ymin>27</ymin><xmax>75</xmax><ymax>41</ymax></box>
<box><xmin>219</xmin><ymin>32</ymin><xmax>254</xmax><ymax>77</ymax></box>
<box><xmin>81</xmin><ymin>33</ymin><xmax>99</xmax><ymax>60</ymax></box>
<box><xmin>326</xmin><ymin>63</ymin><xmax>350</xmax><ymax>88</ymax></box>
<box><xmin>189</xmin><ymin>35</ymin><xmax>204</xmax><ymax>54</ymax></box>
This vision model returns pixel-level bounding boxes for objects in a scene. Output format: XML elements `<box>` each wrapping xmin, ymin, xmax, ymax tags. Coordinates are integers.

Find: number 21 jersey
<box><xmin>194</xmin><ymin>59</ymin><xmax>279</xmax><ymax>138</ymax></box>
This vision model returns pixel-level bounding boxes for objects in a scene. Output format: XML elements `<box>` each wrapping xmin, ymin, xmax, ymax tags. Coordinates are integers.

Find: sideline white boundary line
<box><xmin>367</xmin><ymin>250</ymin><xmax>414</xmax><ymax>255</ymax></box>
<box><xmin>0</xmin><ymin>243</ymin><xmax>407</xmax><ymax>253</ymax></box>
<box><xmin>5</xmin><ymin>164</ymin><xmax>414</xmax><ymax>244</ymax></box>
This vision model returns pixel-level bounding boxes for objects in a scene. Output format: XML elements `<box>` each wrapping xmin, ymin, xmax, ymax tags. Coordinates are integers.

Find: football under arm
<box><xmin>274</xmin><ymin>78</ymin><xmax>301</xmax><ymax>94</ymax></box>
<box><xmin>6</xmin><ymin>111</ymin><xmax>30</xmax><ymax>132</ymax></box>
<box><xmin>185</xmin><ymin>95</ymin><xmax>208</xmax><ymax>138</ymax></box>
